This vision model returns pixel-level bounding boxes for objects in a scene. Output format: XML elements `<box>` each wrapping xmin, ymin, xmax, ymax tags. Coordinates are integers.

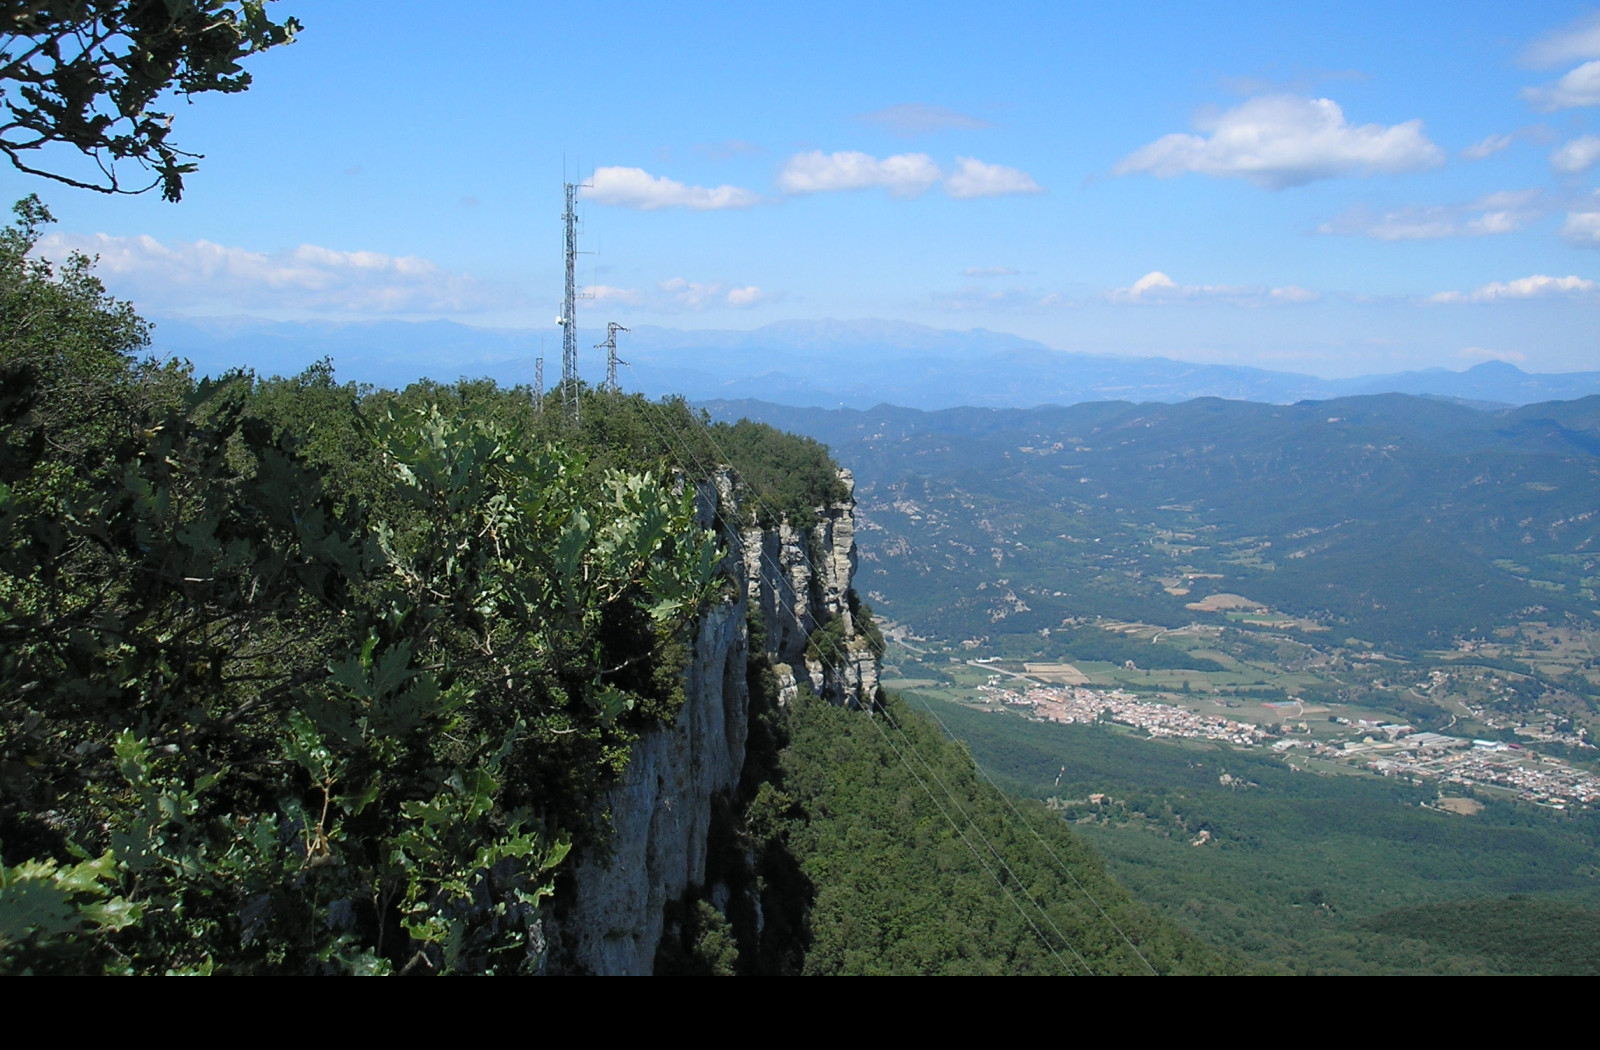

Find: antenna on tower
<box><xmin>597</xmin><ymin>322</ymin><xmax>629</xmax><ymax>394</ymax></box>
<box><xmin>557</xmin><ymin>179</ymin><xmax>594</xmax><ymax>422</ymax></box>
<box><xmin>533</xmin><ymin>353</ymin><xmax>544</xmax><ymax>414</ymax></box>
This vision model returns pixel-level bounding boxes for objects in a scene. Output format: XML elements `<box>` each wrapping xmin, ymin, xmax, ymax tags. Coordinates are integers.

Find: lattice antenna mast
<box><xmin>557</xmin><ymin>180</ymin><xmax>593</xmax><ymax>421</ymax></box>
<box><xmin>533</xmin><ymin>355</ymin><xmax>544</xmax><ymax>414</ymax></box>
<box><xmin>597</xmin><ymin>322</ymin><xmax>629</xmax><ymax>393</ymax></box>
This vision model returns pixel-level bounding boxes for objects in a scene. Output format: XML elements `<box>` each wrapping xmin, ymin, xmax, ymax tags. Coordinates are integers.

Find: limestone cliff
<box><xmin>540</xmin><ymin>467</ymin><xmax>878</xmax><ymax>974</ymax></box>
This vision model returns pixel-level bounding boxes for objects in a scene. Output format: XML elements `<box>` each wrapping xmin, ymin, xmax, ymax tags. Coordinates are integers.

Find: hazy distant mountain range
<box><xmin>150</xmin><ymin>315</ymin><xmax>1600</xmax><ymax>409</ymax></box>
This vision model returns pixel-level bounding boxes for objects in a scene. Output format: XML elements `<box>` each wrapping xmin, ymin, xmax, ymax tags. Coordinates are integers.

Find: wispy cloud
<box><xmin>1522</xmin><ymin>61</ymin><xmax>1600</xmax><ymax>110</ymax></box>
<box><xmin>778</xmin><ymin>150</ymin><xmax>943</xmax><ymax>198</ymax></box>
<box><xmin>1461</xmin><ymin>125</ymin><xmax>1554</xmax><ymax>159</ymax></box>
<box><xmin>944</xmin><ymin>157</ymin><xmax>1044</xmax><ymax>199</ymax></box>
<box><xmin>857</xmin><ymin>103</ymin><xmax>994</xmax><ymax>136</ymax></box>
<box><xmin>1218</xmin><ymin>69</ymin><xmax>1370</xmax><ymax>96</ymax></box>
<box><xmin>931</xmin><ymin>286</ymin><xmax>1066</xmax><ymax>312</ymax></box>
<box><xmin>1109</xmin><ymin>270</ymin><xmax>1318</xmax><ymax>304</ymax></box>
<box><xmin>658</xmin><ymin>277</ymin><xmax>771</xmax><ymax>310</ymax></box>
<box><xmin>581</xmin><ymin>166</ymin><xmax>761</xmax><ymax>210</ymax></box>
<box><xmin>1318</xmin><ymin>189</ymin><xmax>1542</xmax><ymax>240</ymax></box>
<box><xmin>1560</xmin><ymin>210</ymin><xmax>1600</xmax><ymax>248</ymax></box>
<box><xmin>583</xmin><ymin>284</ymin><xmax>644</xmax><ymax>306</ymax></box>
<box><xmin>725</xmin><ymin>286</ymin><xmax>767</xmax><ymax>307</ymax></box>
<box><xmin>1462</xmin><ymin>133</ymin><xmax>1514</xmax><ymax>160</ymax></box>
<box><xmin>1523</xmin><ymin>11</ymin><xmax>1600</xmax><ymax>67</ymax></box>
<box><xmin>1114</xmin><ymin>95</ymin><xmax>1444</xmax><ymax>189</ymax></box>
<box><xmin>778</xmin><ymin>151</ymin><xmax>1043</xmax><ymax>200</ymax></box>
<box><xmin>37</xmin><ymin>232</ymin><xmax>508</xmax><ymax>315</ymax></box>
<box><xmin>1520</xmin><ymin>16</ymin><xmax>1600</xmax><ymax>111</ymax></box>
<box><xmin>1430</xmin><ymin>274</ymin><xmax>1596</xmax><ymax>302</ymax></box>
<box><xmin>1552</xmin><ymin>134</ymin><xmax>1600</xmax><ymax>173</ymax></box>
<box><xmin>962</xmin><ymin>266</ymin><xmax>1019</xmax><ymax>277</ymax></box>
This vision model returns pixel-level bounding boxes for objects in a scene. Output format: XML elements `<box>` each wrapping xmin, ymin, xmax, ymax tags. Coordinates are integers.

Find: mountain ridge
<box><xmin>149</xmin><ymin>315</ymin><xmax>1600</xmax><ymax>410</ymax></box>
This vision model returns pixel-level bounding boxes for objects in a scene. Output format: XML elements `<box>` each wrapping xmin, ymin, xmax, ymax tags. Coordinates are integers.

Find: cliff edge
<box><xmin>541</xmin><ymin>467</ymin><xmax>877</xmax><ymax>974</ymax></box>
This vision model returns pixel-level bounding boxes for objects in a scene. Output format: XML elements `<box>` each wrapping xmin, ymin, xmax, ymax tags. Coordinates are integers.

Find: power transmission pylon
<box><xmin>597</xmin><ymin>322</ymin><xmax>629</xmax><ymax>393</ymax></box>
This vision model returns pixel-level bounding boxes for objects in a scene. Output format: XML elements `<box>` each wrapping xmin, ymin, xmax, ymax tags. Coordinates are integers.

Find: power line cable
<box><xmin>909</xmin><ymin>694</ymin><xmax>1160</xmax><ymax>975</ymax></box>
<box><xmin>596</xmin><ymin>374</ymin><xmax>1118</xmax><ymax>972</ymax></box>
<box><xmin>604</xmin><ymin>377</ymin><xmax>1107</xmax><ymax>967</ymax></box>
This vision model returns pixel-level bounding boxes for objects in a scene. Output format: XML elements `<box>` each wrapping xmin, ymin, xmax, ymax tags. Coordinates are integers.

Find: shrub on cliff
<box><xmin>0</xmin><ymin>202</ymin><xmax>720</xmax><ymax>974</ymax></box>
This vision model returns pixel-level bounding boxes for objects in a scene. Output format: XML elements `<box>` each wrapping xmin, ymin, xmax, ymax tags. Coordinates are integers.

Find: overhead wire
<box><xmin>589</xmin><ymin>370</ymin><xmax>1156</xmax><ymax>974</ymax></box>
<box><xmin>598</xmin><ymin>384</ymin><xmax>1079</xmax><ymax>974</ymax></box>
<box><xmin>909</xmin><ymin>695</ymin><xmax>1160</xmax><ymax>975</ymax></box>
<box><xmin>600</xmin><ymin>371</ymin><xmax>1107</xmax><ymax>973</ymax></box>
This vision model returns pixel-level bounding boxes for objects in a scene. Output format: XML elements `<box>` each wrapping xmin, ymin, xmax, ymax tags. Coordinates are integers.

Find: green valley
<box><xmin>709</xmin><ymin>395</ymin><xmax>1600</xmax><ymax>973</ymax></box>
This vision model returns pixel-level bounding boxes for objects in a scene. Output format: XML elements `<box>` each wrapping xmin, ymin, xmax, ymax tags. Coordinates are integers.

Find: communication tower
<box><xmin>556</xmin><ymin>180</ymin><xmax>593</xmax><ymax>420</ymax></box>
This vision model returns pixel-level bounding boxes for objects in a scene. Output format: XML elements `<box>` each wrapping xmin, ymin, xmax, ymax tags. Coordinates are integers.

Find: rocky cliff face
<box><xmin>540</xmin><ymin>468</ymin><xmax>877</xmax><ymax>974</ymax></box>
<box><xmin>742</xmin><ymin>468</ymin><xmax>880</xmax><ymax>709</ymax></box>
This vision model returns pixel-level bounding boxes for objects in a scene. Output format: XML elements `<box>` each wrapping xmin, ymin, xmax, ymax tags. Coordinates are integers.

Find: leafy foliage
<box><xmin>0</xmin><ymin>204</ymin><xmax>721</xmax><ymax>973</ymax></box>
<box><xmin>709</xmin><ymin>419</ymin><xmax>850</xmax><ymax>527</ymax></box>
<box><xmin>0</xmin><ymin>1</ymin><xmax>299</xmax><ymax>200</ymax></box>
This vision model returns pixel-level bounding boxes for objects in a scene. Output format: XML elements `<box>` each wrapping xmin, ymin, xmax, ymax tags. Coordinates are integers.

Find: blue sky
<box><xmin>8</xmin><ymin>1</ymin><xmax>1600</xmax><ymax>377</ymax></box>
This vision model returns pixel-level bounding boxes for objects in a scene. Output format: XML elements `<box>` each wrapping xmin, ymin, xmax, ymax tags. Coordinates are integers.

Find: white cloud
<box><xmin>584</xmin><ymin>284</ymin><xmax>644</xmax><ymax>306</ymax></box>
<box><xmin>932</xmin><ymin>286</ymin><xmax>1068</xmax><ymax>312</ymax></box>
<box><xmin>1114</xmin><ymin>95</ymin><xmax>1445</xmax><ymax>190</ymax></box>
<box><xmin>658</xmin><ymin>277</ymin><xmax>720</xmax><ymax>309</ymax></box>
<box><xmin>857</xmin><ymin>103</ymin><xmax>993</xmax><ymax>136</ymax></box>
<box><xmin>1462</xmin><ymin>133</ymin><xmax>1514</xmax><ymax>160</ymax></box>
<box><xmin>1476</xmin><ymin>188</ymin><xmax>1543</xmax><ymax>210</ymax></box>
<box><xmin>1110</xmin><ymin>270</ymin><xmax>1317</xmax><ymax>304</ymax></box>
<box><xmin>1552</xmin><ymin>134</ymin><xmax>1600</xmax><ymax>173</ymax></box>
<box><xmin>1524</xmin><ymin>11</ymin><xmax>1600</xmax><ymax>67</ymax></box>
<box><xmin>778</xmin><ymin>150</ymin><xmax>943</xmax><ymax>198</ymax></box>
<box><xmin>657</xmin><ymin>277</ymin><xmax>770</xmax><ymax>310</ymax></box>
<box><xmin>962</xmin><ymin>266</ymin><xmax>1020</xmax><ymax>277</ymax></box>
<box><xmin>778</xmin><ymin>151</ymin><xmax>1043</xmax><ymax>201</ymax></box>
<box><xmin>1521</xmin><ymin>60</ymin><xmax>1600</xmax><ymax>110</ymax></box>
<box><xmin>1116</xmin><ymin>271</ymin><xmax>1180</xmax><ymax>300</ymax></box>
<box><xmin>1430</xmin><ymin>274</ymin><xmax>1596</xmax><ymax>302</ymax></box>
<box><xmin>1560</xmin><ymin>211</ymin><xmax>1600</xmax><ymax>247</ymax></box>
<box><xmin>1318</xmin><ymin>189</ymin><xmax>1542</xmax><ymax>240</ymax></box>
<box><xmin>36</xmin><ymin>232</ymin><xmax>505</xmax><ymax>314</ymax></box>
<box><xmin>581</xmin><ymin>166</ymin><xmax>761</xmax><ymax>210</ymax></box>
<box><xmin>943</xmin><ymin>157</ymin><xmax>1044</xmax><ymax>199</ymax></box>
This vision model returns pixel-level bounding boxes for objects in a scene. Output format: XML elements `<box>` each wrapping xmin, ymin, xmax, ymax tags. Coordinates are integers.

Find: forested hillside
<box><xmin>1</xmin><ymin>198</ymin><xmax>1221</xmax><ymax>975</ymax></box>
<box><xmin>701</xmin><ymin>396</ymin><xmax>1600</xmax><ymax>974</ymax></box>
<box><xmin>707</xmin><ymin>396</ymin><xmax>1600</xmax><ymax>652</ymax></box>
<box><xmin>749</xmin><ymin>693</ymin><xmax>1232</xmax><ymax>974</ymax></box>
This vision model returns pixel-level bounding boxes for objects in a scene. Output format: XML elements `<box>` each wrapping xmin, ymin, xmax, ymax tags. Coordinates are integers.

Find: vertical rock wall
<box><xmin>541</xmin><ymin>468</ymin><xmax>876</xmax><ymax>974</ymax></box>
<box><xmin>744</xmin><ymin>468</ymin><xmax>879</xmax><ymax>709</ymax></box>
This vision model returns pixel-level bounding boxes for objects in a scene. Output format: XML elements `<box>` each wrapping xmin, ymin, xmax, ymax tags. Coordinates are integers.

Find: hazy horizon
<box><xmin>8</xmin><ymin>3</ymin><xmax>1597</xmax><ymax>378</ymax></box>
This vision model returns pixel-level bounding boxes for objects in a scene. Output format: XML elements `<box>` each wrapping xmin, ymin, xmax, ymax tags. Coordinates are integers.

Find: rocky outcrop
<box><xmin>540</xmin><ymin>467</ymin><xmax>876</xmax><ymax>974</ymax></box>
<box><xmin>743</xmin><ymin>469</ymin><xmax>878</xmax><ymax>709</ymax></box>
